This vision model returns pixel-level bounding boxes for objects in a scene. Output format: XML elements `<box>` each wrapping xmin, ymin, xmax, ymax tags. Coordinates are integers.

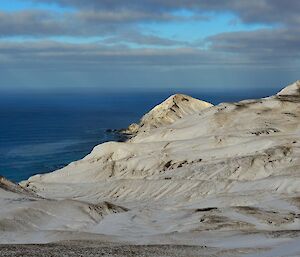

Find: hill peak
<box><xmin>277</xmin><ymin>80</ymin><xmax>300</xmax><ymax>96</ymax></box>
<box><xmin>123</xmin><ymin>93</ymin><xmax>213</xmax><ymax>134</ymax></box>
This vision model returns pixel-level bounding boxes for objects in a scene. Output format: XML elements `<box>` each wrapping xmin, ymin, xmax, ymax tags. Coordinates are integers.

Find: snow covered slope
<box><xmin>1</xmin><ymin>81</ymin><xmax>300</xmax><ymax>256</ymax></box>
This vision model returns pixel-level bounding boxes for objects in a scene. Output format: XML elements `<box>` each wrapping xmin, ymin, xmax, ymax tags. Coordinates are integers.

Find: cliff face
<box><xmin>1</xmin><ymin>82</ymin><xmax>300</xmax><ymax>254</ymax></box>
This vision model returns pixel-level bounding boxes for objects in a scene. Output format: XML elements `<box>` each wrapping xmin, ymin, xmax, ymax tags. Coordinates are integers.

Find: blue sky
<box><xmin>0</xmin><ymin>0</ymin><xmax>69</xmax><ymax>12</ymax></box>
<box><xmin>0</xmin><ymin>0</ymin><xmax>299</xmax><ymax>93</ymax></box>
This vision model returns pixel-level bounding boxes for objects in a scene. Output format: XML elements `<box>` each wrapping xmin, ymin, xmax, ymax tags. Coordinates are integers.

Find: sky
<box><xmin>0</xmin><ymin>0</ymin><xmax>300</xmax><ymax>94</ymax></box>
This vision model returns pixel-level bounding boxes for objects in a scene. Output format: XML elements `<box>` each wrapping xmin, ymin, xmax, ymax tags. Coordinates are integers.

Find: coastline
<box><xmin>1</xmin><ymin>81</ymin><xmax>300</xmax><ymax>256</ymax></box>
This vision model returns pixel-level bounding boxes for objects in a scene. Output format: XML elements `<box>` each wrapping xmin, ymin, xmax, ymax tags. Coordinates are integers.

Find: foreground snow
<box><xmin>1</xmin><ymin>81</ymin><xmax>300</xmax><ymax>256</ymax></box>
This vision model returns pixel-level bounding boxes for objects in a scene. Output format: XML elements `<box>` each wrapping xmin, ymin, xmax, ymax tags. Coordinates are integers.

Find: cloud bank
<box><xmin>0</xmin><ymin>0</ymin><xmax>299</xmax><ymax>91</ymax></box>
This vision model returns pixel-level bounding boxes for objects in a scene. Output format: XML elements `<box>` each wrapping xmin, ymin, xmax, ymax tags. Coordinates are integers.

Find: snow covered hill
<box><xmin>1</xmin><ymin>81</ymin><xmax>300</xmax><ymax>256</ymax></box>
<box><xmin>122</xmin><ymin>93</ymin><xmax>213</xmax><ymax>134</ymax></box>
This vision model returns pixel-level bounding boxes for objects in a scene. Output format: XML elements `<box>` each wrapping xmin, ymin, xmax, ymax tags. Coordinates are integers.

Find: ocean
<box><xmin>0</xmin><ymin>89</ymin><xmax>275</xmax><ymax>182</ymax></box>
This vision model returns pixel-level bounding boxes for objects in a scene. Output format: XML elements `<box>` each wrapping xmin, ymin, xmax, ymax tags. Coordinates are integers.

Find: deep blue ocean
<box><xmin>0</xmin><ymin>89</ymin><xmax>276</xmax><ymax>182</ymax></box>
